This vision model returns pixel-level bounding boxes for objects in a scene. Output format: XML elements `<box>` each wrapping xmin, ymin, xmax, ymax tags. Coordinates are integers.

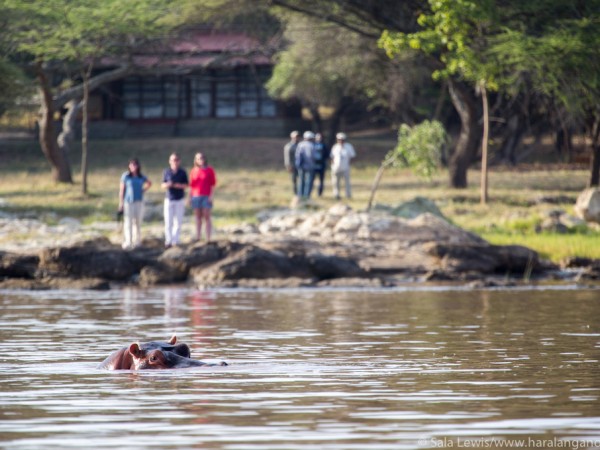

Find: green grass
<box><xmin>0</xmin><ymin>136</ymin><xmax>598</xmax><ymax>262</ymax></box>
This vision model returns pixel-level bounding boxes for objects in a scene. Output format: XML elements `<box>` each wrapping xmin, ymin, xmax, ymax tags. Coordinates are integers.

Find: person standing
<box><xmin>189</xmin><ymin>152</ymin><xmax>216</xmax><ymax>242</ymax></box>
<box><xmin>161</xmin><ymin>152</ymin><xmax>188</xmax><ymax>248</ymax></box>
<box><xmin>295</xmin><ymin>131</ymin><xmax>316</xmax><ymax>199</ymax></box>
<box><xmin>283</xmin><ymin>131</ymin><xmax>300</xmax><ymax>195</ymax></box>
<box><xmin>118</xmin><ymin>157</ymin><xmax>152</xmax><ymax>249</ymax></box>
<box><xmin>330</xmin><ymin>132</ymin><xmax>356</xmax><ymax>200</ymax></box>
<box><xmin>312</xmin><ymin>132</ymin><xmax>329</xmax><ymax>197</ymax></box>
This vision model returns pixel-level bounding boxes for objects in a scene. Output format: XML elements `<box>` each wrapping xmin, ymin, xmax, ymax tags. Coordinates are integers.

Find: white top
<box><xmin>330</xmin><ymin>142</ymin><xmax>356</xmax><ymax>173</ymax></box>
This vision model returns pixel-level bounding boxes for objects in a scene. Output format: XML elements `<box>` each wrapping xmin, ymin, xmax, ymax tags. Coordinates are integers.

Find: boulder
<box><xmin>0</xmin><ymin>252</ymin><xmax>39</xmax><ymax>279</ymax></box>
<box><xmin>191</xmin><ymin>245</ymin><xmax>312</xmax><ymax>284</ymax></box>
<box><xmin>306</xmin><ymin>252</ymin><xmax>367</xmax><ymax>279</ymax></box>
<box><xmin>392</xmin><ymin>196</ymin><xmax>446</xmax><ymax>220</ymax></box>
<box><xmin>138</xmin><ymin>263</ymin><xmax>187</xmax><ymax>286</ymax></box>
<box><xmin>38</xmin><ymin>237</ymin><xmax>136</xmax><ymax>281</ymax></box>
<box><xmin>575</xmin><ymin>188</ymin><xmax>600</xmax><ymax>224</ymax></box>
<box><xmin>424</xmin><ymin>242</ymin><xmax>541</xmax><ymax>275</ymax></box>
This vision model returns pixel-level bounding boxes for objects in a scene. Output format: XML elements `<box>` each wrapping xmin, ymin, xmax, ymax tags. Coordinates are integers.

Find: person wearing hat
<box><xmin>295</xmin><ymin>131</ymin><xmax>316</xmax><ymax>199</ymax></box>
<box><xmin>330</xmin><ymin>132</ymin><xmax>356</xmax><ymax>200</ymax></box>
<box><xmin>283</xmin><ymin>131</ymin><xmax>300</xmax><ymax>195</ymax></box>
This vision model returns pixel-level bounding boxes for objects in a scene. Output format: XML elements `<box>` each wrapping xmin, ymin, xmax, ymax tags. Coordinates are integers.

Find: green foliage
<box><xmin>386</xmin><ymin>120</ymin><xmax>447</xmax><ymax>179</ymax></box>
<box><xmin>379</xmin><ymin>0</ymin><xmax>498</xmax><ymax>89</ymax></box>
<box><xmin>488</xmin><ymin>11</ymin><xmax>600</xmax><ymax>116</ymax></box>
<box><xmin>2</xmin><ymin>0</ymin><xmax>180</xmax><ymax>64</ymax></box>
<box><xmin>0</xmin><ymin>59</ymin><xmax>31</xmax><ymax>115</ymax></box>
<box><xmin>266</xmin><ymin>17</ymin><xmax>376</xmax><ymax>107</ymax></box>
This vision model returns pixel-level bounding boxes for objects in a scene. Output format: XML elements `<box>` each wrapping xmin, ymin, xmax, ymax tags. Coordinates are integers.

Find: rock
<box><xmin>139</xmin><ymin>263</ymin><xmax>187</xmax><ymax>286</ymax></box>
<box><xmin>317</xmin><ymin>277</ymin><xmax>384</xmax><ymax>288</ymax></box>
<box><xmin>424</xmin><ymin>242</ymin><xmax>540</xmax><ymax>275</ymax></box>
<box><xmin>0</xmin><ymin>277</ymin><xmax>110</xmax><ymax>290</ymax></box>
<box><xmin>191</xmin><ymin>245</ymin><xmax>309</xmax><ymax>284</ymax></box>
<box><xmin>46</xmin><ymin>277</ymin><xmax>111</xmax><ymax>290</ymax></box>
<box><xmin>38</xmin><ymin>238</ymin><xmax>136</xmax><ymax>281</ymax></box>
<box><xmin>307</xmin><ymin>252</ymin><xmax>367</xmax><ymax>279</ymax></box>
<box><xmin>198</xmin><ymin>277</ymin><xmax>317</xmax><ymax>289</ymax></box>
<box><xmin>392</xmin><ymin>196</ymin><xmax>446</xmax><ymax>220</ymax></box>
<box><xmin>0</xmin><ymin>252</ymin><xmax>39</xmax><ymax>278</ymax></box>
<box><xmin>575</xmin><ymin>188</ymin><xmax>600</xmax><ymax>224</ymax></box>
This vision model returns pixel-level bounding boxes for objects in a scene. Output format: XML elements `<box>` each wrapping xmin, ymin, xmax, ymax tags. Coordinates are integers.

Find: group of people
<box><xmin>284</xmin><ymin>131</ymin><xmax>356</xmax><ymax>200</ymax></box>
<box><xmin>117</xmin><ymin>131</ymin><xmax>356</xmax><ymax>250</ymax></box>
<box><xmin>118</xmin><ymin>152</ymin><xmax>216</xmax><ymax>250</ymax></box>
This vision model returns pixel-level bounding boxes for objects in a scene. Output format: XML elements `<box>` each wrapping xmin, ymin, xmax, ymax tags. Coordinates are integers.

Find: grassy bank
<box><xmin>0</xmin><ymin>136</ymin><xmax>597</xmax><ymax>262</ymax></box>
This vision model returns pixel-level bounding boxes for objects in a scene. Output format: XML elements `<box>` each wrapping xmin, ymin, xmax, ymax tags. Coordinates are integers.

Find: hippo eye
<box><xmin>149</xmin><ymin>355</ymin><xmax>158</xmax><ymax>363</ymax></box>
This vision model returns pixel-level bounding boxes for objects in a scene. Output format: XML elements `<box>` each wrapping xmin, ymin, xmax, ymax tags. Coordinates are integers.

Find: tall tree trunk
<box><xmin>480</xmin><ymin>82</ymin><xmax>489</xmax><ymax>205</ymax></box>
<box><xmin>308</xmin><ymin>104</ymin><xmax>323</xmax><ymax>135</ymax></box>
<box><xmin>498</xmin><ymin>114</ymin><xmax>526</xmax><ymax>166</ymax></box>
<box><xmin>58</xmin><ymin>99</ymin><xmax>82</xmax><ymax>162</ymax></box>
<box><xmin>447</xmin><ymin>80</ymin><xmax>480</xmax><ymax>188</ymax></box>
<box><xmin>36</xmin><ymin>63</ymin><xmax>73</xmax><ymax>183</ymax></box>
<box><xmin>81</xmin><ymin>66</ymin><xmax>92</xmax><ymax>195</ymax></box>
<box><xmin>589</xmin><ymin>115</ymin><xmax>600</xmax><ymax>187</ymax></box>
<box><xmin>326</xmin><ymin>97</ymin><xmax>352</xmax><ymax>148</ymax></box>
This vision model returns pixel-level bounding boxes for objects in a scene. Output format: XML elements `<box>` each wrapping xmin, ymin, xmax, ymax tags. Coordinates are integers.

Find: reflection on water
<box><xmin>0</xmin><ymin>287</ymin><xmax>599</xmax><ymax>449</ymax></box>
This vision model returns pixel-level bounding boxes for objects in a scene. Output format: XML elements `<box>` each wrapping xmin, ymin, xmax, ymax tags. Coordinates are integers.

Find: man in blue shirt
<box><xmin>295</xmin><ymin>131</ymin><xmax>316</xmax><ymax>199</ymax></box>
<box><xmin>161</xmin><ymin>152</ymin><xmax>188</xmax><ymax>247</ymax></box>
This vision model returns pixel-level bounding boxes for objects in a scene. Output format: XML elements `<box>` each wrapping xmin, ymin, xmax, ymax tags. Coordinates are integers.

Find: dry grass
<box><xmin>0</xmin><ymin>136</ymin><xmax>597</xmax><ymax>261</ymax></box>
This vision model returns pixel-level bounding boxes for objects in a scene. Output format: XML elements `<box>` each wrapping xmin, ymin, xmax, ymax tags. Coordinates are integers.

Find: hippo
<box><xmin>128</xmin><ymin>343</ymin><xmax>228</xmax><ymax>370</ymax></box>
<box><xmin>97</xmin><ymin>335</ymin><xmax>192</xmax><ymax>370</ymax></box>
<box><xmin>98</xmin><ymin>335</ymin><xmax>227</xmax><ymax>370</ymax></box>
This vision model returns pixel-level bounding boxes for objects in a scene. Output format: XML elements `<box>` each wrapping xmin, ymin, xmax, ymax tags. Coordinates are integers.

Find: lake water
<box><xmin>1</xmin><ymin>286</ymin><xmax>599</xmax><ymax>449</ymax></box>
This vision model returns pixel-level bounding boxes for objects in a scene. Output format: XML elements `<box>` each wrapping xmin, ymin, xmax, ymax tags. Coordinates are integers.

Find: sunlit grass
<box><xmin>481</xmin><ymin>232</ymin><xmax>600</xmax><ymax>262</ymax></box>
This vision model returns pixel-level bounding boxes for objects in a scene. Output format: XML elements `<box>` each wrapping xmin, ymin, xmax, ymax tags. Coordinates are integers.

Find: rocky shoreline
<box><xmin>1</xmin><ymin>203</ymin><xmax>599</xmax><ymax>290</ymax></box>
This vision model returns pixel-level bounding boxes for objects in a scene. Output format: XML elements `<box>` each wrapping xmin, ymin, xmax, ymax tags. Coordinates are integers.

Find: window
<box><xmin>122</xmin><ymin>67</ymin><xmax>277</xmax><ymax>119</ymax></box>
<box><xmin>191</xmin><ymin>79</ymin><xmax>211</xmax><ymax>117</ymax></box>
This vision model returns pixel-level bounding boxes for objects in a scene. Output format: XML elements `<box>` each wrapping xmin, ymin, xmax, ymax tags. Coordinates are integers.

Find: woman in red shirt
<box><xmin>189</xmin><ymin>152</ymin><xmax>216</xmax><ymax>241</ymax></box>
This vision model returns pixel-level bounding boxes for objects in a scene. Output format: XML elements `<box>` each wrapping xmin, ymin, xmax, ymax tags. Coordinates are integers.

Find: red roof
<box><xmin>99</xmin><ymin>30</ymin><xmax>272</xmax><ymax>69</ymax></box>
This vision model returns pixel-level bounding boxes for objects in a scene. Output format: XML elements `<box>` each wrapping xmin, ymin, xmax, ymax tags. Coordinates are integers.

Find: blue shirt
<box><xmin>295</xmin><ymin>140</ymin><xmax>315</xmax><ymax>171</ymax></box>
<box><xmin>121</xmin><ymin>172</ymin><xmax>148</xmax><ymax>203</ymax></box>
<box><xmin>162</xmin><ymin>168</ymin><xmax>188</xmax><ymax>200</ymax></box>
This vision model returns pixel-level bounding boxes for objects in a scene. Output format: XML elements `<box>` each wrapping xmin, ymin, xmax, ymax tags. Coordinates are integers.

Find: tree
<box><xmin>2</xmin><ymin>0</ymin><xmax>181</xmax><ymax>185</ymax></box>
<box><xmin>367</xmin><ymin>120</ymin><xmax>447</xmax><ymax>211</ymax></box>
<box><xmin>486</xmin><ymin>2</ymin><xmax>600</xmax><ymax>186</ymax></box>
<box><xmin>266</xmin><ymin>16</ymin><xmax>380</xmax><ymax>142</ymax></box>
<box><xmin>380</xmin><ymin>0</ymin><xmax>501</xmax><ymax>199</ymax></box>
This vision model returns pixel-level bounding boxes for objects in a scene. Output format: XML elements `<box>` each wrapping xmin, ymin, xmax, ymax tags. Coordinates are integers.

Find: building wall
<box><xmin>85</xmin><ymin>117</ymin><xmax>307</xmax><ymax>139</ymax></box>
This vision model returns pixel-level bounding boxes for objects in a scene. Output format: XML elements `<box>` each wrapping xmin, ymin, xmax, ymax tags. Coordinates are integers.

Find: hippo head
<box><xmin>141</xmin><ymin>335</ymin><xmax>191</xmax><ymax>359</ymax></box>
<box><xmin>128</xmin><ymin>343</ymin><xmax>217</xmax><ymax>370</ymax></box>
<box><xmin>97</xmin><ymin>334</ymin><xmax>193</xmax><ymax>370</ymax></box>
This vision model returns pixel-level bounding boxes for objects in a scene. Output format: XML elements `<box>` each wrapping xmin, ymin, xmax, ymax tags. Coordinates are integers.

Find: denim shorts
<box><xmin>191</xmin><ymin>195</ymin><xmax>212</xmax><ymax>209</ymax></box>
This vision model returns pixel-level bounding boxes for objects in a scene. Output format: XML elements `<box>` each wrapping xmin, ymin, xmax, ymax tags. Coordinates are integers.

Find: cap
<box><xmin>336</xmin><ymin>132</ymin><xmax>347</xmax><ymax>140</ymax></box>
<box><xmin>303</xmin><ymin>131</ymin><xmax>315</xmax><ymax>139</ymax></box>
<box><xmin>290</xmin><ymin>130</ymin><xmax>299</xmax><ymax>138</ymax></box>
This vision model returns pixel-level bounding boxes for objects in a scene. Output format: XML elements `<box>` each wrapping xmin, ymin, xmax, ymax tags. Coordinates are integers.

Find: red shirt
<box><xmin>189</xmin><ymin>166</ymin><xmax>216</xmax><ymax>197</ymax></box>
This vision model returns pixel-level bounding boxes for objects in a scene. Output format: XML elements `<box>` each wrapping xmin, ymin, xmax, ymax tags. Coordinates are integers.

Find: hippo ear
<box><xmin>129</xmin><ymin>343</ymin><xmax>142</xmax><ymax>358</ymax></box>
<box><xmin>168</xmin><ymin>335</ymin><xmax>177</xmax><ymax>345</ymax></box>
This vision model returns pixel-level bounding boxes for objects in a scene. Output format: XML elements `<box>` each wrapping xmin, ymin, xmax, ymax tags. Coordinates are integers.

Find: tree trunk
<box><xmin>480</xmin><ymin>82</ymin><xmax>489</xmax><ymax>205</ymax></box>
<box><xmin>589</xmin><ymin>115</ymin><xmax>600</xmax><ymax>187</ymax></box>
<box><xmin>36</xmin><ymin>63</ymin><xmax>73</xmax><ymax>183</ymax></box>
<box><xmin>58</xmin><ymin>98</ymin><xmax>82</xmax><ymax>159</ymax></box>
<box><xmin>497</xmin><ymin>114</ymin><xmax>526</xmax><ymax>166</ymax></box>
<box><xmin>366</xmin><ymin>164</ymin><xmax>385</xmax><ymax>212</ymax></box>
<box><xmin>326</xmin><ymin>97</ymin><xmax>352</xmax><ymax>148</ymax></box>
<box><xmin>308</xmin><ymin>104</ymin><xmax>323</xmax><ymax>135</ymax></box>
<box><xmin>81</xmin><ymin>67</ymin><xmax>92</xmax><ymax>195</ymax></box>
<box><xmin>447</xmin><ymin>80</ymin><xmax>480</xmax><ymax>188</ymax></box>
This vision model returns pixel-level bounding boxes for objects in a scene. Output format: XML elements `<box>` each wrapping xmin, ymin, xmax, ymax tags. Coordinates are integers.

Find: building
<box><xmin>89</xmin><ymin>30</ymin><xmax>303</xmax><ymax>138</ymax></box>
